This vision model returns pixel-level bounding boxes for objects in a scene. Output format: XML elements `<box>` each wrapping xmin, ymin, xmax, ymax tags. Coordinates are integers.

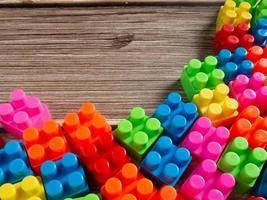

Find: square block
<box><xmin>0</xmin><ymin>89</ymin><xmax>51</xmax><ymax>138</ymax></box>
<box><xmin>229</xmin><ymin>72</ymin><xmax>267</xmax><ymax>113</ymax></box>
<box><xmin>63</xmin><ymin>102</ymin><xmax>130</xmax><ymax>185</ymax></box>
<box><xmin>101</xmin><ymin>163</ymin><xmax>157</xmax><ymax>200</ymax></box>
<box><xmin>252</xmin><ymin>166</ymin><xmax>267</xmax><ymax>199</ymax></box>
<box><xmin>0</xmin><ymin>140</ymin><xmax>33</xmax><ymax>186</ymax></box>
<box><xmin>251</xmin><ymin>18</ymin><xmax>267</xmax><ymax>47</ymax></box>
<box><xmin>180</xmin><ymin>56</ymin><xmax>225</xmax><ymax>101</ymax></box>
<box><xmin>216</xmin><ymin>47</ymin><xmax>254</xmax><ymax>83</ymax></box>
<box><xmin>23</xmin><ymin>120</ymin><xmax>71</xmax><ymax>174</ymax></box>
<box><xmin>182</xmin><ymin>117</ymin><xmax>230</xmax><ymax>162</ymax></box>
<box><xmin>180</xmin><ymin>159</ymin><xmax>235</xmax><ymax>200</ymax></box>
<box><xmin>192</xmin><ymin>83</ymin><xmax>239</xmax><ymax>127</ymax></box>
<box><xmin>152</xmin><ymin>92</ymin><xmax>198</xmax><ymax>145</ymax></box>
<box><xmin>0</xmin><ymin>176</ymin><xmax>46</xmax><ymax>200</ymax></box>
<box><xmin>140</xmin><ymin>136</ymin><xmax>192</xmax><ymax>186</ymax></box>
<box><xmin>229</xmin><ymin>105</ymin><xmax>267</xmax><ymax>148</ymax></box>
<box><xmin>65</xmin><ymin>193</ymin><xmax>101</xmax><ymax>200</ymax></box>
<box><xmin>217</xmin><ymin>137</ymin><xmax>267</xmax><ymax>192</ymax></box>
<box><xmin>152</xmin><ymin>185</ymin><xmax>184</xmax><ymax>200</ymax></box>
<box><xmin>114</xmin><ymin>107</ymin><xmax>163</xmax><ymax>161</ymax></box>
<box><xmin>41</xmin><ymin>153</ymin><xmax>89</xmax><ymax>200</ymax></box>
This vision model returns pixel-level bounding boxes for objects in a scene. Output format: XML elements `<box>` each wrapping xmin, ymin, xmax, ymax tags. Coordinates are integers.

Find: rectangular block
<box><xmin>217</xmin><ymin>137</ymin><xmax>267</xmax><ymax>192</ymax></box>
<box><xmin>22</xmin><ymin>120</ymin><xmax>71</xmax><ymax>174</ymax></box>
<box><xmin>0</xmin><ymin>140</ymin><xmax>33</xmax><ymax>186</ymax></box>
<box><xmin>41</xmin><ymin>153</ymin><xmax>89</xmax><ymax>200</ymax></box>
<box><xmin>140</xmin><ymin>136</ymin><xmax>192</xmax><ymax>186</ymax></box>
<box><xmin>253</xmin><ymin>0</ymin><xmax>267</xmax><ymax>24</ymax></box>
<box><xmin>192</xmin><ymin>83</ymin><xmax>239</xmax><ymax>127</ymax></box>
<box><xmin>252</xmin><ymin>166</ymin><xmax>267</xmax><ymax>198</ymax></box>
<box><xmin>0</xmin><ymin>89</ymin><xmax>51</xmax><ymax>138</ymax></box>
<box><xmin>229</xmin><ymin>72</ymin><xmax>267</xmax><ymax>113</ymax></box>
<box><xmin>182</xmin><ymin>117</ymin><xmax>230</xmax><ymax>162</ymax></box>
<box><xmin>0</xmin><ymin>176</ymin><xmax>46</xmax><ymax>200</ymax></box>
<box><xmin>152</xmin><ymin>185</ymin><xmax>184</xmax><ymax>200</ymax></box>
<box><xmin>114</xmin><ymin>107</ymin><xmax>163</xmax><ymax>161</ymax></box>
<box><xmin>229</xmin><ymin>105</ymin><xmax>267</xmax><ymax>148</ymax></box>
<box><xmin>101</xmin><ymin>163</ymin><xmax>157</xmax><ymax>200</ymax></box>
<box><xmin>180</xmin><ymin>159</ymin><xmax>235</xmax><ymax>200</ymax></box>
<box><xmin>65</xmin><ymin>193</ymin><xmax>101</xmax><ymax>200</ymax></box>
<box><xmin>63</xmin><ymin>102</ymin><xmax>130</xmax><ymax>185</ymax></box>
<box><xmin>180</xmin><ymin>56</ymin><xmax>225</xmax><ymax>100</ymax></box>
<box><xmin>152</xmin><ymin>92</ymin><xmax>198</xmax><ymax>145</ymax></box>
<box><xmin>251</xmin><ymin>18</ymin><xmax>267</xmax><ymax>47</ymax></box>
<box><xmin>247</xmin><ymin>46</ymin><xmax>267</xmax><ymax>75</ymax></box>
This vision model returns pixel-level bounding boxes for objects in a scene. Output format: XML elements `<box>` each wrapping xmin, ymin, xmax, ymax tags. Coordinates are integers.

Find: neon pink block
<box><xmin>181</xmin><ymin>117</ymin><xmax>229</xmax><ymax>162</ymax></box>
<box><xmin>229</xmin><ymin>72</ymin><xmax>267</xmax><ymax>113</ymax></box>
<box><xmin>0</xmin><ymin>89</ymin><xmax>51</xmax><ymax>138</ymax></box>
<box><xmin>180</xmin><ymin>159</ymin><xmax>235</xmax><ymax>200</ymax></box>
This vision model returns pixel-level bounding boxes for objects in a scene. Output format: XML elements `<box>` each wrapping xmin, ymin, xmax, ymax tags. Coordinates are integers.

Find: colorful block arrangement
<box><xmin>1</xmin><ymin>0</ymin><xmax>267</xmax><ymax>199</ymax></box>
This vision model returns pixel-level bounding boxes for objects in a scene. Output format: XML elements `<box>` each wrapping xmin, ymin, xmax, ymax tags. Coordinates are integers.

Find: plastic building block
<box><xmin>180</xmin><ymin>159</ymin><xmax>235</xmax><ymax>200</ymax></box>
<box><xmin>252</xmin><ymin>166</ymin><xmax>267</xmax><ymax>198</ymax></box>
<box><xmin>140</xmin><ymin>136</ymin><xmax>192</xmax><ymax>186</ymax></box>
<box><xmin>192</xmin><ymin>83</ymin><xmax>239</xmax><ymax>127</ymax></box>
<box><xmin>114</xmin><ymin>107</ymin><xmax>163</xmax><ymax>161</ymax></box>
<box><xmin>217</xmin><ymin>137</ymin><xmax>267</xmax><ymax>192</ymax></box>
<box><xmin>23</xmin><ymin>120</ymin><xmax>70</xmax><ymax>174</ymax></box>
<box><xmin>229</xmin><ymin>72</ymin><xmax>267</xmax><ymax>113</ymax></box>
<box><xmin>182</xmin><ymin>117</ymin><xmax>230</xmax><ymax>162</ymax></box>
<box><xmin>0</xmin><ymin>140</ymin><xmax>33</xmax><ymax>185</ymax></box>
<box><xmin>65</xmin><ymin>193</ymin><xmax>101</xmax><ymax>200</ymax></box>
<box><xmin>247</xmin><ymin>46</ymin><xmax>267</xmax><ymax>75</ymax></box>
<box><xmin>251</xmin><ymin>18</ymin><xmax>267</xmax><ymax>47</ymax></box>
<box><xmin>0</xmin><ymin>89</ymin><xmax>51</xmax><ymax>138</ymax></box>
<box><xmin>180</xmin><ymin>56</ymin><xmax>225</xmax><ymax>100</ymax></box>
<box><xmin>229</xmin><ymin>106</ymin><xmax>267</xmax><ymax>148</ymax></box>
<box><xmin>213</xmin><ymin>23</ymin><xmax>254</xmax><ymax>53</ymax></box>
<box><xmin>248</xmin><ymin>197</ymin><xmax>266</xmax><ymax>200</ymax></box>
<box><xmin>101</xmin><ymin>163</ymin><xmax>157</xmax><ymax>200</ymax></box>
<box><xmin>216</xmin><ymin>48</ymin><xmax>254</xmax><ymax>83</ymax></box>
<box><xmin>41</xmin><ymin>153</ymin><xmax>89</xmax><ymax>200</ymax></box>
<box><xmin>253</xmin><ymin>0</ymin><xmax>267</xmax><ymax>24</ymax></box>
<box><xmin>152</xmin><ymin>186</ymin><xmax>184</xmax><ymax>200</ymax></box>
<box><xmin>63</xmin><ymin>102</ymin><xmax>130</xmax><ymax>185</ymax></box>
<box><xmin>152</xmin><ymin>92</ymin><xmax>198</xmax><ymax>145</ymax></box>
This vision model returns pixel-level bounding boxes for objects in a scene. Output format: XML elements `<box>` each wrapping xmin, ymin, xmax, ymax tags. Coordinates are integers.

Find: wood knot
<box><xmin>112</xmin><ymin>33</ymin><xmax>134</xmax><ymax>49</ymax></box>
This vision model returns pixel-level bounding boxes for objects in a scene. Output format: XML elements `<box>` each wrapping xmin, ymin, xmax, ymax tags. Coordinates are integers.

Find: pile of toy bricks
<box><xmin>0</xmin><ymin>0</ymin><xmax>267</xmax><ymax>200</ymax></box>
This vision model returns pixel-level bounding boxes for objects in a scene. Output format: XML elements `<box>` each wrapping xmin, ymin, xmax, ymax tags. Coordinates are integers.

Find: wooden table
<box><xmin>0</xmin><ymin>1</ymin><xmax>249</xmax><ymax>199</ymax></box>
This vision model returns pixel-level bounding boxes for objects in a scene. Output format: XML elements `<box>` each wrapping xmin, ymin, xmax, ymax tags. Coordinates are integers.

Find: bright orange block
<box><xmin>22</xmin><ymin>120</ymin><xmax>70</xmax><ymax>174</ymax></box>
<box><xmin>152</xmin><ymin>186</ymin><xmax>184</xmax><ymax>200</ymax></box>
<box><xmin>192</xmin><ymin>83</ymin><xmax>239</xmax><ymax>127</ymax></box>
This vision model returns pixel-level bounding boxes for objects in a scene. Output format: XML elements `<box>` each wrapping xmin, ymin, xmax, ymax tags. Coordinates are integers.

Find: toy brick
<box><xmin>65</xmin><ymin>193</ymin><xmax>101</xmax><ymax>200</ymax></box>
<box><xmin>0</xmin><ymin>140</ymin><xmax>33</xmax><ymax>186</ymax></box>
<box><xmin>101</xmin><ymin>163</ymin><xmax>157</xmax><ymax>200</ymax></box>
<box><xmin>216</xmin><ymin>48</ymin><xmax>254</xmax><ymax>83</ymax></box>
<box><xmin>140</xmin><ymin>136</ymin><xmax>192</xmax><ymax>186</ymax></box>
<box><xmin>251</xmin><ymin>18</ymin><xmax>267</xmax><ymax>47</ymax></box>
<box><xmin>41</xmin><ymin>153</ymin><xmax>89</xmax><ymax>200</ymax></box>
<box><xmin>0</xmin><ymin>89</ymin><xmax>51</xmax><ymax>138</ymax></box>
<box><xmin>0</xmin><ymin>176</ymin><xmax>46</xmax><ymax>200</ymax></box>
<box><xmin>247</xmin><ymin>46</ymin><xmax>267</xmax><ymax>75</ymax></box>
<box><xmin>180</xmin><ymin>159</ymin><xmax>235</xmax><ymax>200</ymax></box>
<box><xmin>23</xmin><ymin>120</ymin><xmax>70</xmax><ymax>174</ymax></box>
<box><xmin>180</xmin><ymin>56</ymin><xmax>225</xmax><ymax>101</ymax></box>
<box><xmin>229</xmin><ymin>72</ymin><xmax>267</xmax><ymax>113</ymax></box>
<box><xmin>252</xmin><ymin>166</ymin><xmax>267</xmax><ymax>198</ymax></box>
<box><xmin>248</xmin><ymin>197</ymin><xmax>266</xmax><ymax>200</ymax></box>
<box><xmin>152</xmin><ymin>92</ymin><xmax>198</xmax><ymax>145</ymax></box>
<box><xmin>114</xmin><ymin>107</ymin><xmax>163</xmax><ymax>161</ymax></box>
<box><xmin>192</xmin><ymin>83</ymin><xmax>239</xmax><ymax>127</ymax></box>
<box><xmin>253</xmin><ymin>0</ymin><xmax>267</xmax><ymax>24</ymax></box>
<box><xmin>182</xmin><ymin>117</ymin><xmax>230</xmax><ymax>162</ymax></box>
<box><xmin>152</xmin><ymin>185</ymin><xmax>184</xmax><ymax>200</ymax></box>
<box><xmin>217</xmin><ymin>137</ymin><xmax>267</xmax><ymax>192</ymax></box>
<box><xmin>63</xmin><ymin>102</ymin><xmax>130</xmax><ymax>185</ymax></box>
<box><xmin>229</xmin><ymin>105</ymin><xmax>267</xmax><ymax>148</ymax></box>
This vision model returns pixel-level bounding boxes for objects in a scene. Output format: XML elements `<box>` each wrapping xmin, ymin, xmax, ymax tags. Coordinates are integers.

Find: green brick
<box><xmin>114</xmin><ymin>107</ymin><xmax>163</xmax><ymax>161</ymax></box>
<box><xmin>253</xmin><ymin>0</ymin><xmax>267</xmax><ymax>23</ymax></box>
<box><xmin>218</xmin><ymin>137</ymin><xmax>267</xmax><ymax>192</ymax></box>
<box><xmin>65</xmin><ymin>194</ymin><xmax>101</xmax><ymax>200</ymax></box>
<box><xmin>180</xmin><ymin>56</ymin><xmax>224</xmax><ymax>101</ymax></box>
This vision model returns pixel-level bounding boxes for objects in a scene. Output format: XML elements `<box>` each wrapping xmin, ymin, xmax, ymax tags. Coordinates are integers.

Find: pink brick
<box><xmin>0</xmin><ymin>89</ymin><xmax>51</xmax><ymax>138</ymax></box>
<box><xmin>229</xmin><ymin>72</ymin><xmax>267</xmax><ymax>113</ymax></box>
<box><xmin>182</xmin><ymin>117</ymin><xmax>229</xmax><ymax>162</ymax></box>
<box><xmin>180</xmin><ymin>159</ymin><xmax>235</xmax><ymax>200</ymax></box>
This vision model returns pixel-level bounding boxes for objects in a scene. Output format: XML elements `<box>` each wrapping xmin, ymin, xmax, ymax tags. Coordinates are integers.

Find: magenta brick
<box><xmin>182</xmin><ymin>117</ymin><xmax>229</xmax><ymax>162</ymax></box>
<box><xmin>229</xmin><ymin>72</ymin><xmax>267</xmax><ymax>113</ymax></box>
<box><xmin>180</xmin><ymin>159</ymin><xmax>235</xmax><ymax>200</ymax></box>
<box><xmin>0</xmin><ymin>89</ymin><xmax>51</xmax><ymax>138</ymax></box>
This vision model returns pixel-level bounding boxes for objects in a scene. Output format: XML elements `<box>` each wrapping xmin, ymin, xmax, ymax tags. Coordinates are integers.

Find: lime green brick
<box><xmin>218</xmin><ymin>137</ymin><xmax>267</xmax><ymax>192</ymax></box>
<box><xmin>180</xmin><ymin>56</ymin><xmax>224</xmax><ymax>101</ymax></box>
<box><xmin>114</xmin><ymin>107</ymin><xmax>163</xmax><ymax>162</ymax></box>
<box><xmin>253</xmin><ymin>0</ymin><xmax>267</xmax><ymax>23</ymax></box>
<box><xmin>65</xmin><ymin>194</ymin><xmax>101</xmax><ymax>200</ymax></box>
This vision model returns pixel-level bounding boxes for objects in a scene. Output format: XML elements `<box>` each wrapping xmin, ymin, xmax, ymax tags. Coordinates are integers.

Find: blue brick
<box><xmin>251</xmin><ymin>18</ymin><xmax>267</xmax><ymax>47</ymax></box>
<box><xmin>41</xmin><ymin>153</ymin><xmax>89</xmax><ymax>200</ymax></box>
<box><xmin>152</xmin><ymin>92</ymin><xmax>198</xmax><ymax>145</ymax></box>
<box><xmin>0</xmin><ymin>140</ymin><xmax>33</xmax><ymax>185</ymax></box>
<box><xmin>140</xmin><ymin>136</ymin><xmax>192</xmax><ymax>186</ymax></box>
<box><xmin>252</xmin><ymin>166</ymin><xmax>267</xmax><ymax>198</ymax></box>
<box><xmin>216</xmin><ymin>48</ymin><xmax>254</xmax><ymax>83</ymax></box>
